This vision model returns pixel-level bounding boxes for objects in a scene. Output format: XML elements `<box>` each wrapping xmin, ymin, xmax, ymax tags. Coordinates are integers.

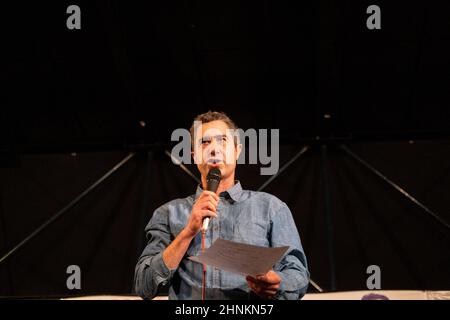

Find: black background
<box><xmin>1</xmin><ymin>1</ymin><xmax>450</xmax><ymax>297</ymax></box>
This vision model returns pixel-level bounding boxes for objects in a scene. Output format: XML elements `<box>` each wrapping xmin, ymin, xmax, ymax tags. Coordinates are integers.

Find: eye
<box><xmin>201</xmin><ymin>138</ymin><xmax>211</xmax><ymax>145</ymax></box>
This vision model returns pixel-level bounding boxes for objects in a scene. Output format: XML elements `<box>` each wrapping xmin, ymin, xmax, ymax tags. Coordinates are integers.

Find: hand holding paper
<box><xmin>246</xmin><ymin>271</ymin><xmax>281</xmax><ymax>299</ymax></box>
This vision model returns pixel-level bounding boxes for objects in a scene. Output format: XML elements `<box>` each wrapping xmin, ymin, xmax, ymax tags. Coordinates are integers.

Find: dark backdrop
<box><xmin>1</xmin><ymin>1</ymin><xmax>450</xmax><ymax>297</ymax></box>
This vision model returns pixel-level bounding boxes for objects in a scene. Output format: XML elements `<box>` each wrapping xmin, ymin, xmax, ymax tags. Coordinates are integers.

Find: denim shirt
<box><xmin>134</xmin><ymin>182</ymin><xmax>309</xmax><ymax>300</ymax></box>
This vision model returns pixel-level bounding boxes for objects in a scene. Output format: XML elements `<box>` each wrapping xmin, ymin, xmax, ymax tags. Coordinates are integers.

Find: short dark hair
<box><xmin>190</xmin><ymin>111</ymin><xmax>239</xmax><ymax>147</ymax></box>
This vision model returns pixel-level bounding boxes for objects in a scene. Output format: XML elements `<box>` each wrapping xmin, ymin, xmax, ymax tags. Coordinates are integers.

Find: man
<box><xmin>134</xmin><ymin>111</ymin><xmax>309</xmax><ymax>300</ymax></box>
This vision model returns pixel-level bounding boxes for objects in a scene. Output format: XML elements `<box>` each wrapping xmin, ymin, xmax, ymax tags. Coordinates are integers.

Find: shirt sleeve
<box><xmin>269</xmin><ymin>201</ymin><xmax>310</xmax><ymax>300</ymax></box>
<box><xmin>134</xmin><ymin>205</ymin><xmax>176</xmax><ymax>299</ymax></box>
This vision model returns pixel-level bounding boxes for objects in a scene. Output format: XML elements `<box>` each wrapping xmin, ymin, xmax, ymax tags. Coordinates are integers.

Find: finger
<box><xmin>204</xmin><ymin>194</ymin><xmax>219</xmax><ymax>207</ymax></box>
<box><xmin>247</xmin><ymin>278</ymin><xmax>275</xmax><ymax>293</ymax></box>
<box><xmin>206</xmin><ymin>200</ymin><xmax>218</xmax><ymax>211</ymax></box>
<box><xmin>247</xmin><ymin>281</ymin><xmax>262</xmax><ymax>296</ymax></box>
<box><xmin>246</xmin><ymin>278</ymin><xmax>260</xmax><ymax>290</ymax></box>
<box><xmin>252</xmin><ymin>285</ymin><xmax>277</xmax><ymax>299</ymax></box>
<box><xmin>256</xmin><ymin>272</ymin><xmax>281</xmax><ymax>285</ymax></box>
<box><xmin>201</xmin><ymin>191</ymin><xmax>219</xmax><ymax>200</ymax></box>
<box><xmin>196</xmin><ymin>195</ymin><xmax>217</xmax><ymax>207</ymax></box>
<box><xmin>247</xmin><ymin>278</ymin><xmax>279</xmax><ymax>291</ymax></box>
<box><xmin>199</xmin><ymin>210</ymin><xmax>218</xmax><ymax>219</ymax></box>
<box><xmin>255</xmin><ymin>283</ymin><xmax>280</xmax><ymax>290</ymax></box>
<box><xmin>251</xmin><ymin>277</ymin><xmax>280</xmax><ymax>288</ymax></box>
<box><xmin>199</xmin><ymin>200</ymin><xmax>216</xmax><ymax>212</ymax></box>
<box><xmin>198</xmin><ymin>196</ymin><xmax>219</xmax><ymax>209</ymax></box>
<box><xmin>261</xmin><ymin>289</ymin><xmax>278</xmax><ymax>296</ymax></box>
<box><xmin>256</xmin><ymin>287</ymin><xmax>276</xmax><ymax>300</ymax></box>
<box><xmin>261</xmin><ymin>291</ymin><xmax>277</xmax><ymax>299</ymax></box>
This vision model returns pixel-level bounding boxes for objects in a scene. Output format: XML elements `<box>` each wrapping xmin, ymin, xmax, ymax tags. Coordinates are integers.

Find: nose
<box><xmin>208</xmin><ymin>139</ymin><xmax>221</xmax><ymax>156</ymax></box>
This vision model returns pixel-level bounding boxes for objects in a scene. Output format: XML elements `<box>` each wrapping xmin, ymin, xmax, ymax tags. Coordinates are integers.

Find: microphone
<box><xmin>202</xmin><ymin>168</ymin><xmax>221</xmax><ymax>231</ymax></box>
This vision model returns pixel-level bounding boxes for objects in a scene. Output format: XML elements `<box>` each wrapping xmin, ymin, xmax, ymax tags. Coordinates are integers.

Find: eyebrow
<box><xmin>198</xmin><ymin>134</ymin><xmax>227</xmax><ymax>143</ymax></box>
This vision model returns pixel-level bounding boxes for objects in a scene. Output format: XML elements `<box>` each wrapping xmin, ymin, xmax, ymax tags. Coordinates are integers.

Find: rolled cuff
<box><xmin>146</xmin><ymin>251</ymin><xmax>175</xmax><ymax>282</ymax></box>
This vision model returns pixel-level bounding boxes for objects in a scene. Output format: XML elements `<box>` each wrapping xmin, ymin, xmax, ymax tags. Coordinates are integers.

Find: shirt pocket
<box><xmin>233</xmin><ymin>219</ymin><xmax>269</xmax><ymax>247</ymax></box>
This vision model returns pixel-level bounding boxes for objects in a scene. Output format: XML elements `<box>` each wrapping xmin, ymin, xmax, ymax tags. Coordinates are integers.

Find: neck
<box><xmin>202</xmin><ymin>172</ymin><xmax>235</xmax><ymax>194</ymax></box>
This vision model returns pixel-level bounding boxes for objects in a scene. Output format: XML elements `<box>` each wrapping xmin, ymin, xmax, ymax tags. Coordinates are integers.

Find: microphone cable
<box><xmin>201</xmin><ymin>229</ymin><xmax>207</xmax><ymax>301</ymax></box>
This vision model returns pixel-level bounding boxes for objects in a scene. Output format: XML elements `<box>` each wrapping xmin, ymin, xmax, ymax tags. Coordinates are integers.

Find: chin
<box><xmin>207</xmin><ymin>163</ymin><xmax>223</xmax><ymax>170</ymax></box>
<box><xmin>207</xmin><ymin>162</ymin><xmax>228</xmax><ymax>173</ymax></box>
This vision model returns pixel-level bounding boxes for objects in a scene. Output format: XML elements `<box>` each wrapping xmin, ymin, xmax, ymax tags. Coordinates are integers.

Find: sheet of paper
<box><xmin>188</xmin><ymin>238</ymin><xmax>289</xmax><ymax>277</ymax></box>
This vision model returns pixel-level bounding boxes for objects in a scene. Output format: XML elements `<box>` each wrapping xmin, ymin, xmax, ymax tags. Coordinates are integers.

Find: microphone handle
<box><xmin>202</xmin><ymin>177</ymin><xmax>220</xmax><ymax>232</ymax></box>
<box><xmin>202</xmin><ymin>217</ymin><xmax>210</xmax><ymax>231</ymax></box>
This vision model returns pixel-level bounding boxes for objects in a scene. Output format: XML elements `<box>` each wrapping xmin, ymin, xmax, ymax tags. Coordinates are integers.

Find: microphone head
<box><xmin>207</xmin><ymin>168</ymin><xmax>221</xmax><ymax>181</ymax></box>
<box><xmin>206</xmin><ymin>168</ymin><xmax>221</xmax><ymax>193</ymax></box>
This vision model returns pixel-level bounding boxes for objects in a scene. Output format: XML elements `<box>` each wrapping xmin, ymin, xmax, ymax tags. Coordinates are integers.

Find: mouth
<box><xmin>207</xmin><ymin>159</ymin><xmax>223</xmax><ymax>165</ymax></box>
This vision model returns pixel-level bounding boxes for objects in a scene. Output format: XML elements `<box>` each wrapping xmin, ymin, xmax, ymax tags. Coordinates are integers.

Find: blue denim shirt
<box><xmin>134</xmin><ymin>182</ymin><xmax>309</xmax><ymax>300</ymax></box>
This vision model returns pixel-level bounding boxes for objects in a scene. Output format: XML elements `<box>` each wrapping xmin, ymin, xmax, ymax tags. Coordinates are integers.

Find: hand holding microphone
<box><xmin>184</xmin><ymin>168</ymin><xmax>221</xmax><ymax>237</ymax></box>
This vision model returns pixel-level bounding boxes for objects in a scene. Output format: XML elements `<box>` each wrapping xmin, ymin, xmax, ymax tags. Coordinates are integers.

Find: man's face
<box><xmin>192</xmin><ymin>120</ymin><xmax>241</xmax><ymax>180</ymax></box>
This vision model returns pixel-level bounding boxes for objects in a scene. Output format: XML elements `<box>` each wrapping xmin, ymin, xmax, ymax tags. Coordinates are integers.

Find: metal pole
<box><xmin>165</xmin><ymin>150</ymin><xmax>201</xmax><ymax>185</ymax></box>
<box><xmin>0</xmin><ymin>152</ymin><xmax>136</xmax><ymax>265</ymax></box>
<box><xmin>309</xmin><ymin>279</ymin><xmax>324</xmax><ymax>293</ymax></box>
<box><xmin>137</xmin><ymin>151</ymin><xmax>153</xmax><ymax>254</ymax></box>
<box><xmin>341</xmin><ymin>145</ymin><xmax>450</xmax><ymax>232</ymax></box>
<box><xmin>321</xmin><ymin>145</ymin><xmax>337</xmax><ymax>291</ymax></box>
<box><xmin>258</xmin><ymin>146</ymin><xmax>310</xmax><ymax>191</ymax></box>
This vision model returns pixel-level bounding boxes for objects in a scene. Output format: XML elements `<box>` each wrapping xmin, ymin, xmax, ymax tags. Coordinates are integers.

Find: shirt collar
<box><xmin>194</xmin><ymin>181</ymin><xmax>243</xmax><ymax>203</ymax></box>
